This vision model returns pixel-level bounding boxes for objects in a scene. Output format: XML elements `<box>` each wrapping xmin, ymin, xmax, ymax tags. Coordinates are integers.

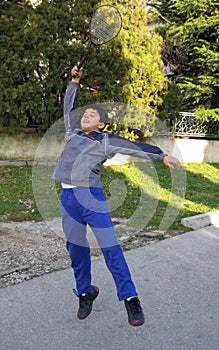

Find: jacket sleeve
<box><xmin>63</xmin><ymin>81</ymin><xmax>80</xmax><ymax>141</ymax></box>
<box><xmin>106</xmin><ymin>134</ymin><xmax>167</xmax><ymax>162</ymax></box>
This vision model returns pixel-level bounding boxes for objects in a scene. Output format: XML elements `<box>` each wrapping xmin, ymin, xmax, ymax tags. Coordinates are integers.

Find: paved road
<box><xmin>1</xmin><ymin>225</ymin><xmax>219</xmax><ymax>350</ymax></box>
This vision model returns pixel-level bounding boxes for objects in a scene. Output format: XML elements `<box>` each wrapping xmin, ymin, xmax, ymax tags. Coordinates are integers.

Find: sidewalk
<box><xmin>1</xmin><ymin>224</ymin><xmax>219</xmax><ymax>350</ymax></box>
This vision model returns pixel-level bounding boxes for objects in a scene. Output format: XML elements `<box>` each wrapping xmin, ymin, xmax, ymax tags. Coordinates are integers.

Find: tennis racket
<box><xmin>73</xmin><ymin>5</ymin><xmax>122</xmax><ymax>76</ymax></box>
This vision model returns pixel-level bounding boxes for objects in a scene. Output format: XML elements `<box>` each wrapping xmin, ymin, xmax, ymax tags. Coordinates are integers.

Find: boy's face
<box><xmin>80</xmin><ymin>108</ymin><xmax>105</xmax><ymax>133</ymax></box>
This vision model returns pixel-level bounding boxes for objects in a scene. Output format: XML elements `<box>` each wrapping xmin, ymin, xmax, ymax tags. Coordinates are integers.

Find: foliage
<box><xmin>0</xmin><ymin>0</ymin><xmax>72</xmax><ymax>133</ymax></box>
<box><xmin>148</xmin><ymin>0</ymin><xmax>219</xmax><ymax>122</ymax></box>
<box><xmin>158</xmin><ymin>81</ymin><xmax>183</xmax><ymax>127</ymax></box>
<box><xmin>0</xmin><ymin>0</ymin><xmax>167</xmax><ymax>135</ymax></box>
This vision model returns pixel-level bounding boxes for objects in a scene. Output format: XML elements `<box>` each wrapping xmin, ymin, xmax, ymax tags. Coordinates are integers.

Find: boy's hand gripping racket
<box><xmin>73</xmin><ymin>5</ymin><xmax>122</xmax><ymax>77</ymax></box>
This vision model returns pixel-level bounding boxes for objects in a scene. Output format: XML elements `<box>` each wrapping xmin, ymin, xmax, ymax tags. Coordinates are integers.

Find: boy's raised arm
<box><xmin>63</xmin><ymin>64</ymin><xmax>83</xmax><ymax>140</ymax></box>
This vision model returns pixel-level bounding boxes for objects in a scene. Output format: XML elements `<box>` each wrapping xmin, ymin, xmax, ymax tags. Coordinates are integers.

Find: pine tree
<box><xmin>148</xmin><ymin>0</ymin><xmax>219</xmax><ymax>122</ymax></box>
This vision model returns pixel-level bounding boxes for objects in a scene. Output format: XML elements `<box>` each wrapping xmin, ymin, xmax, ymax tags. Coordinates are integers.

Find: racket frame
<box><xmin>73</xmin><ymin>5</ymin><xmax>122</xmax><ymax>74</ymax></box>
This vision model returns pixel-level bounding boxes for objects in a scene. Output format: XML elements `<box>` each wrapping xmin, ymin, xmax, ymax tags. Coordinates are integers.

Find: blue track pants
<box><xmin>60</xmin><ymin>187</ymin><xmax>137</xmax><ymax>301</ymax></box>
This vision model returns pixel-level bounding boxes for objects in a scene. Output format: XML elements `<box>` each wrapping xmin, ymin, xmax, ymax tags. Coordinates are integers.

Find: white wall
<box><xmin>152</xmin><ymin>136</ymin><xmax>219</xmax><ymax>163</ymax></box>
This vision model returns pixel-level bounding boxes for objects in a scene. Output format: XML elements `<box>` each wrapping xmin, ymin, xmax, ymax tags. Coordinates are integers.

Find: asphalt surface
<box><xmin>1</xmin><ymin>224</ymin><xmax>219</xmax><ymax>350</ymax></box>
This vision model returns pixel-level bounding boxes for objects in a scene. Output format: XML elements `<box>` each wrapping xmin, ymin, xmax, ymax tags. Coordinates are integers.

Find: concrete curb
<box><xmin>181</xmin><ymin>210</ymin><xmax>219</xmax><ymax>229</ymax></box>
<box><xmin>0</xmin><ymin>160</ymin><xmax>29</xmax><ymax>166</ymax></box>
<box><xmin>0</xmin><ymin>160</ymin><xmax>56</xmax><ymax>166</ymax></box>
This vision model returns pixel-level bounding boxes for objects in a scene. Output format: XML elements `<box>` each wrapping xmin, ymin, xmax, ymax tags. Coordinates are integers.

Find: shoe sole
<box><xmin>129</xmin><ymin>319</ymin><xmax>144</xmax><ymax>326</ymax></box>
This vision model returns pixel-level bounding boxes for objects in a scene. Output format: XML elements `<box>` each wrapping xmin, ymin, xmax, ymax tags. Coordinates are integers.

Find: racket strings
<box><xmin>93</xmin><ymin>17</ymin><xmax>121</xmax><ymax>32</ymax></box>
<box><xmin>90</xmin><ymin>8</ymin><xmax>121</xmax><ymax>45</ymax></box>
<box><xmin>91</xmin><ymin>24</ymin><xmax>120</xmax><ymax>44</ymax></box>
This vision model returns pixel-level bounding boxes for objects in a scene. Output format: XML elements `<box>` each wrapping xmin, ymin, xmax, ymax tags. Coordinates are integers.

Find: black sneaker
<box><xmin>124</xmin><ymin>297</ymin><xmax>145</xmax><ymax>326</ymax></box>
<box><xmin>73</xmin><ymin>285</ymin><xmax>99</xmax><ymax>320</ymax></box>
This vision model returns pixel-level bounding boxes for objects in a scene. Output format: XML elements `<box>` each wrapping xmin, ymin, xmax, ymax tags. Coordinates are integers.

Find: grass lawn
<box><xmin>0</xmin><ymin>162</ymin><xmax>218</xmax><ymax>232</ymax></box>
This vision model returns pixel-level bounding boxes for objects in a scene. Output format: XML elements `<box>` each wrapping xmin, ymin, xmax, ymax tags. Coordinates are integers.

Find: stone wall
<box><xmin>0</xmin><ymin>134</ymin><xmax>218</xmax><ymax>163</ymax></box>
<box><xmin>0</xmin><ymin>134</ymin><xmax>64</xmax><ymax>162</ymax></box>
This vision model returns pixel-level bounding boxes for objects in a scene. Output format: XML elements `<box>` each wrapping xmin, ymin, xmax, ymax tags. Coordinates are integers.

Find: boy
<box><xmin>53</xmin><ymin>64</ymin><xmax>180</xmax><ymax>326</ymax></box>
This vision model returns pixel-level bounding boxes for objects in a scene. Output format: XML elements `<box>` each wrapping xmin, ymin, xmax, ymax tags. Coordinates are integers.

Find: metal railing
<box><xmin>173</xmin><ymin>112</ymin><xmax>219</xmax><ymax>139</ymax></box>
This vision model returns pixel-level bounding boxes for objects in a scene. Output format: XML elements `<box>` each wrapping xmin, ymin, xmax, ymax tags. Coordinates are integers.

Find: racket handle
<box><xmin>72</xmin><ymin>55</ymin><xmax>87</xmax><ymax>79</ymax></box>
<box><xmin>77</xmin><ymin>55</ymin><xmax>87</xmax><ymax>70</ymax></box>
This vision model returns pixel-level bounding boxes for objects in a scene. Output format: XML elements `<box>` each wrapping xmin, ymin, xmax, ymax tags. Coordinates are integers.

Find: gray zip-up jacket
<box><xmin>52</xmin><ymin>81</ymin><xmax>167</xmax><ymax>187</ymax></box>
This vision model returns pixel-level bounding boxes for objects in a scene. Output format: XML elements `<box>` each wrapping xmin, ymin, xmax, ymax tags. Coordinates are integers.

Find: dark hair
<box><xmin>81</xmin><ymin>104</ymin><xmax>109</xmax><ymax>125</ymax></box>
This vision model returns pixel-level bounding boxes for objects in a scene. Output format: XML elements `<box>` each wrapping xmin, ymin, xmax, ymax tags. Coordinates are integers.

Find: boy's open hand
<box><xmin>163</xmin><ymin>156</ymin><xmax>181</xmax><ymax>170</ymax></box>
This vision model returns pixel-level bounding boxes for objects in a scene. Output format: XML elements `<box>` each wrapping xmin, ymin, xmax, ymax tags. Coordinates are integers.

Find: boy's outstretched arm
<box><xmin>162</xmin><ymin>155</ymin><xmax>181</xmax><ymax>170</ymax></box>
